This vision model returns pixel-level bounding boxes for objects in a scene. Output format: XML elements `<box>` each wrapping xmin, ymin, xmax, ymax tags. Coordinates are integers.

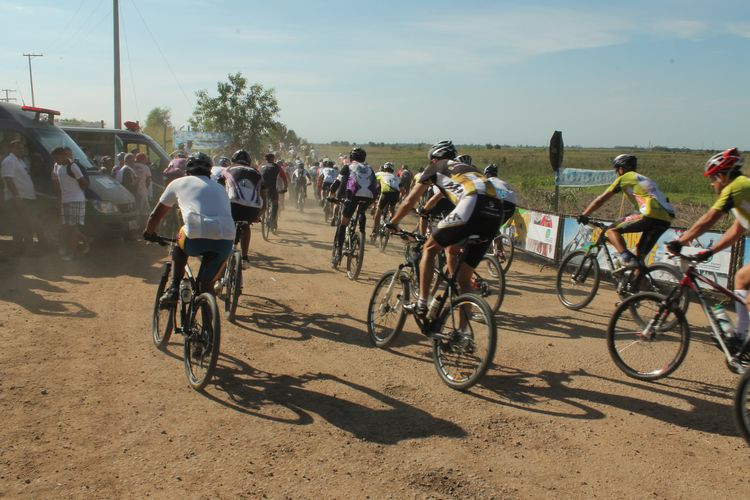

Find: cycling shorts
<box><xmin>432</xmin><ymin>195</ymin><xmax>508</xmax><ymax>268</ymax></box>
<box><xmin>176</xmin><ymin>227</ymin><xmax>233</xmax><ymax>283</ymax></box>
<box><xmin>231</xmin><ymin>203</ymin><xmax>260</xmax><ymax>223</ymax></box>
<box><xmin>378</xmin><ymin>191</ymin><xmax>399</xmax><ymax>211</ymax></box>
<box><xmin>342</xmin><ymin>196</ymin><xmax>372</xmax><ymax>219</ymax></box>
<box><xmin>611</xmin><ymin>214</ymin><xmax>670</xmax><ymax>257</ymax></box>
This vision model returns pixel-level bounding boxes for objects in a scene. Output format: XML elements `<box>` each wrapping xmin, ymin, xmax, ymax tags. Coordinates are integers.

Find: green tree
<box><xmin>144</xmin><ymin>106</ymin><xmax>172</xmax><ymax>151</ymax></box>
<box><xmin>190</xmin><ymin>73</ymin><xmax>280</xmax><ymax>154</ymax></box>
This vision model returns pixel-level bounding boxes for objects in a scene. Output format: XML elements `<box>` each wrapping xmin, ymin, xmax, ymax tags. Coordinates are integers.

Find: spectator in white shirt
<box><xmin>132</xmin><ymin>152</ymin><xmax>152</xmax><ymax>216</ymax></box>
<box><xmin>1</xmin><ymin>139</ymin><xmax>37</xmax><ymax>253</ymax></box>
<box><xmin>51</xmin><ymin>147</ymin><xmax>89</xmax><ymax>260</ymax></box>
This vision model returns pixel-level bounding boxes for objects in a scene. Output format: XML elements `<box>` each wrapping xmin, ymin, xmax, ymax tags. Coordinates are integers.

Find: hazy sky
<box><xmin>2</xmin><ymin>0</ymin><xmax>749</xmax><ymax>149</ymax></box>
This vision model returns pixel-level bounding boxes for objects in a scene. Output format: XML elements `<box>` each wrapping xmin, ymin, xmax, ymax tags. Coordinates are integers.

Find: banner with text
<box><xmin>173</xmin><ymin>130</ymin><xmax>232</xmax><ymax>150</ymax></box>
<box><xmin>556</xmin><ymin>168</ymin><xmax>617</xmax><ymax>187</ymax></box>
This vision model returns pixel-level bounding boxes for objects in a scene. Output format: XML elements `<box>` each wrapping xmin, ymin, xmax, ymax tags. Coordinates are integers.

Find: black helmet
<box><xmin>613</xmin><ymin>154</ymin><xmax>637</xmax><ymax>172</ymax></box>
<box><xmin>185</xmin><ymin>152</ymin><xmax>213</xmax><ymax>176</ymax></box>
<box><xmin>231</xmin><ymin>149</ymin><xmax>252</xmax><ymax>166</ymax></box>
<box><xmin>456</xmin><ymin>154</ymin><xmax>473</xmax><ymax>165</ymax></box>
<box><xmin>349</xmin><ymin>147</ymin><xmax>366</xmax><ymax>162</ymax></box>
<box><xmin>484</xmin><ymin>164</ymin><xmax>498</xmax><ymax>177</ymax></box>
<box><xmin>428</xmin><ymin>140</ymin><xmax>457</xmax><ymax>160</ymax></box>
<box><xmin>218</xmin><ymin>156</ymin><xmax>231</xmax><ymax>167</ymax></box>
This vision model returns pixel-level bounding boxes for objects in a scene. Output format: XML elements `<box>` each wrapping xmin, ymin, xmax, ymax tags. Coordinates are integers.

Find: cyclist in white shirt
<box><xmin>144</xmin><ymin>152</ymin><xmax>235</xmax><ymax>306</ymax></box>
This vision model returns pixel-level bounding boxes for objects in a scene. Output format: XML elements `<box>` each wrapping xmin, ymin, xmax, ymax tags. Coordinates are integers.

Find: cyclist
<box><xmin>484</xmin><ymin>164</ymin><xmax>498</xmax><ymax>178</ymax></box>
<box><xmin>211</xmin><ymin>156</ymin><xmax>231</xmax><ymax>181</ymax></box>
<box><xmin>318</xmin><ymin>159</ymin><xmax>338</xmax><ymax>201</ymax></box>
<box><xmin>144</xmin><ymin>152</ymin><xmax>235</xmax><ymax>305</ymax></box>
<box><xmin>292</xmin><ymin>160</ymin><xmax>312</xmax><ymax>204</ymax></box>
<box><xmin>578</xmin><ymin>154</ymin><xmax>675</xmax><ymax>270</ymax></box>
<box><xmin>260</xmin><ymin>153</ymin><xmax>288</xmax><ymax>230</ymax></box>
<box><xmin>219</xmin><ymin>149</ymin><xmax>267</xmax><ymax>266</ymax></box>
<box><xmin>328</xmin><ymin>147</ymin><xmax>377</xmax><ymax>266</ymax></box>
<box><xmin>399</xmin><ymin>165</ymin><xmax>413</xmax><ymax>201</ymax></box>
<box><xmin>667</xmin><ymin>148</ymin><xmax>749</xmax><ymax>347</ymax></box>
<box><xmin>389</xmin><ymin>140</ymin><xmax>512</xmax><ymax>318</ymax></box>
<box><xmin>371</xmin><ymin>162</ymin><xmax>401</xmax><ymax>240</ymax></box>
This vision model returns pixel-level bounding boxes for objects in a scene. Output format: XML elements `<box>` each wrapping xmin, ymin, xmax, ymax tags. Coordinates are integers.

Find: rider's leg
<box><xmin>372</xmin><ymin>205</ymin><xmax>383</xmax><ymax>236</ymax></box>
<box><xmin>733</xmin><ymin>264</ymin><xmax>750</xmax><ymax>342</ymax></box>
<box><xmin>419</xmin><ymin>236</ymin><xmax>443</xmax><ymax>309</ymax></box>
<box><xmin>240</xmin><ymin>224</ymin><xmax>251</xmax><ymax>258</ymax></box>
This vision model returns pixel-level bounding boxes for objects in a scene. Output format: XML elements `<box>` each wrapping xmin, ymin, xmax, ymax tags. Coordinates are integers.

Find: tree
<box><xmin>144</xmin><ymin>106</ymin><xmax>172</xmax><ymax>151</ymax></box>
<box><xmin>190</xmin><ymin>73</ymin><xmax>280</xmax><ymax>154</ymax></box>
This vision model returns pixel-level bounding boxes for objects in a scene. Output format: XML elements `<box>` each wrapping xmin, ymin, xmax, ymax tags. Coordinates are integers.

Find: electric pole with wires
<box><xmin>22</xmin><ymin>53</ymin><xmax>43</xmax><ymax>106</ymax></box>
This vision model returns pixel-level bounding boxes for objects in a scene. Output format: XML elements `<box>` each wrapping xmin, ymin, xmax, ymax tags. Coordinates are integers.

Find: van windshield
<box><xmin>34</xmin><ymin>127</ymin><xmax>95</xmax><ymax>170</ymax></box>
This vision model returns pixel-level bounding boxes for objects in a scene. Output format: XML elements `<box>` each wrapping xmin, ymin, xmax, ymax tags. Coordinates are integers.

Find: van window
<box><xmin>35</xmin><ymin>128</ymin><xmax>95</xmax><ymax>171</ymax></box>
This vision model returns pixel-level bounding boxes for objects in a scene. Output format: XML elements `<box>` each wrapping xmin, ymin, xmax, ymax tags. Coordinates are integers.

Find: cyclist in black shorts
<box><xmin>260</xmin><ymin>152</ymin><xmax>288</xmax><ymax>229</ymax></box>
<box><xmin>389</xmin><ymin>140</ymin><xmax>513</xmax><ymax>317</ymax></box>
<box><xmin>218</xmin><ymin>149</ymin><xmax>266</xmax><ymax>265</ymax></box>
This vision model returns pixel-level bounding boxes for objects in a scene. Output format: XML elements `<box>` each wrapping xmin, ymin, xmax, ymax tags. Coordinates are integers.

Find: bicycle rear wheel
<box><xmin>184</xmin><ymin>293</ymin><xmax>221</xmax><ymax>391</ymax></box>
<box><xmin>152</xmin><ymin>263</ymin><xmax>174</xmax><ymax>349</ymax></box>
<box><xmin>471</xmin><ymin>255</ymin><xmax>505</xmax><ymax>313</ymax></box>
<box><xmin>607</xmin><ymin>292</ymin><xmax>690</xmax><ymax>381</ymax></box>
<box><xmin>347</xmin><ymin>231</ymin><xmax>365</xmax><ymax>280</ymax></box>
<box><xmin>556</xmin><ymin>249</ymin><xmax>600</xmax><ymax>310</ymax></box>
<box><xmin>261</xmin><ymin>213</ymin><xmax>270</xmax><ymax>241</ymax></box>
<box><xmin>223</xmin><ymin>251</ymin><xmax>242</xmax><ymax>322</ymax></box>
<box><xmin>735</xmin><ymin>370</ymin><xmax>750</xmax><ymax>445</ymax></box>
<box><xmin>367</xmin><ymin>270</ymin><xmax>409</xmax><ymax>347</ymax></box>
<box><xmin>632</xmin><ymin>263</ymin><xmax>689</xmax><ymax>317</ymax></box>
<box><xmin>433</xmin><ymin>293</ymin><xmax>497</xmax><ymax>391</ymax></box>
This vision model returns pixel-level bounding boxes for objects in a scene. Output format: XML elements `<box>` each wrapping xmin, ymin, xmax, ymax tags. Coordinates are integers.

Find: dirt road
<box><xmin>1</xmin><ymin>201</ymin><xmax>747</xmax><ymax>498</ymax></box>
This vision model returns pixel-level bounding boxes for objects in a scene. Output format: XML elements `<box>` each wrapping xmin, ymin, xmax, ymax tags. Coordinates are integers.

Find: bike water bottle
<box><xmin>713</xmin><ymin>304</ymin><xmax>735</xmax><ymax>337</ymax></box>
<box><xmin>179</xmin><ymin>278</ymin><xmax>192</xmax><ymax>303</ymax></box>
<box><xmin>427</xmin><ymin>295</ymin><xmax>442</xmax><ymax>320</ymax></box>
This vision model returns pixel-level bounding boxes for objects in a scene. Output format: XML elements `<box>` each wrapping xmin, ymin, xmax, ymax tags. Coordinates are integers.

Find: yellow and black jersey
<box><xmin>419</xmin><ymin>159</ymin><xmax>501</xmax><ymax>205</ymax></box>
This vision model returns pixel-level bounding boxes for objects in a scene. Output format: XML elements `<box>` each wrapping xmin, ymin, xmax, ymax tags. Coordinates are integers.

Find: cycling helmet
<box><xmin>217</xmin><ymin>156</ymin><xmax>231</xmax><ymax>167</ymax></box>
<box><xmin>185</xmin><ymin>152</ymin><xmax>213</xmax><ymax>176</ymax></box>
<box><xmin>428</xmin><ymin>140</ymin><xmax>457</xmax><ymax>160</ymax></box>
<box><xmin>382</xmin><ymin>162</ymin><xmax>394</xmax><ymax>173</ymax></box>
<box><xmin>349</xmin><ymin>147</ymin><xmax>366</xmax><ymax>162</ymax></box>
<box><xmin>484</xmin><ymin>164</ymin><xmax>498</xmax><ymax>177</ymax></box>
<box><xmin>704</xmin><ymin>147</ymin><xmax>743</xmax><ymax>177</ymax></box>
<box><xmin>456</xmin><ymin>154</ymin><xmax>473</xmax><ymax>165</ymax></box>
<box><xmin>613</xmin><ymin>154</ymin><xmax>637</xmax><ymax>172</ymax></box>
<box><xmin>231</xmin><ymin>149</ymin><xmax>251</xmax><ymax>166</ymax></box>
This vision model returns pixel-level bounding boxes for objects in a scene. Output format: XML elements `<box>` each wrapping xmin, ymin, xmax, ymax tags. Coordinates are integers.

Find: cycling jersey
<box><xmin>293</xmin><ymin>168</ymin><xmax>311</xmax><ymax>185</ymax></box>
<box><xmin>260</xmin><ymin>162</ymin><xmax>283</xmax><ymax>193</ymax></box>
<box><xmin>222</xmin><ymin>166</ymin><xmax>264</xmax><ymax>208</ymax></box>
<box><xmin>320</xmin><ymin>166</ymin><xmax>338</xmax><ymax>184</ymax></box>
<box><xmin>711</xmin><ymin>175</ymin><xmax>750</xmax><ymax>229</ymax></box>
<box><xmin>488</xmin><ymin>177</ymin><xmax>518</xmax><ymax>206</ymax></box>
<box><xmin>159</xmin><ymin>175</ymin><xmax>235</xmax><ymax>240</ymax></box>
<box><xmin>605</xmin><ymin>171</ymin><xmax>675</xmax><ymax>223</ymax></box>
<box><xmin>375</xmin><ymin>171</ymin><xmax>400</xmax><ymax>193</ymax></box>
<box><xmin>419</xmin><ymin>159</ymin><xmax>502</xmax><ymax>205</ymax></box>
<box><xmin>337</xmin><ymin>161</ymin><xmax>377</xmax><ymax>199</ymax></box>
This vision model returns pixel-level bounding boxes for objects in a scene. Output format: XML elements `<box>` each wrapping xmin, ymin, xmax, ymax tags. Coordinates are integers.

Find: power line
<box><xmin>128</xmin><ymin>0</ymin><xmax>192</xmax><ymax>108</ymax></box>
<box><xmin>47</xmin><ymin>0</ymin><xmax>90</xmax><ymax>50</ymax></box>
<box><xmin>56</xmin><ymin>0</ymin><xmax>104</xmax><ymax>56</ymax></box>
<box><xmin>119</xmin><ymin>6</ymin><xmax>141</xmax><ymax>122</ymax></box>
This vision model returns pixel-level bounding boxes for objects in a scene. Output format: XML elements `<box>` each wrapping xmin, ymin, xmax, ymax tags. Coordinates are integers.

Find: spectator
<box><xmin>163</xmin><ymin>155</ymin><xmax>187</xmax><ymax>185</ymax></box>
<box><xmin>1</xmin><ymin>138</ymin><xmax>37</xmax><ymax>254</ymax></box>
<box><xmin>117</xmin><ymin>153</ymin><xmax>137</xmax><ymax>193</ymax></box>
<box><xmin>112</xmin><ymin>152</ymin><xmax>126</xmax><ymax>177</ymax></box>
<box><xmin>51</xmin><ymin>147</ymin><xmax>89</xmax><ymax>260</ymax></box>
<box><xmin>100</xmin><ymin>156</ymin><xmax>114</xmax><ymax>176</ymax></box>
<box><xmin>132</xmin><ymin>152</ymin><xmax>152</xmax><ymax>216</ymax></box>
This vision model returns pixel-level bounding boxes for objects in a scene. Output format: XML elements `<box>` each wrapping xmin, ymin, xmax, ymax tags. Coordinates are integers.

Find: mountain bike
<box><xmin>487</xmin><ymin>232</ymin><xmax>514</xmax><ymax>273</ymax></box>
<box><xmin>366</xmin><ymin>228</ymin><xmax>498</xmax><ymax>390</ymax></box>
<box><xmin>322</xmin><ymin>192</ymin><xmax>334</xmax><ymax>224</ymax></box>
<box><xmin>374</xmin><ymin>203</ymin><xmax>394</xmax><ymax>252</ymax></box>
<box><xmin>556</xmin><ymin>220</ymin><xmax>688</xmax><ymax>315</ymax></box>
<box><xmin>147</xmin><ymin>234</ymin><xmax>222</xmax><ymax>391</ymax></box>
<box><xmin>330</xmin><ymin>199</ymin><xmax>369</xmax><ymax>280</ymax></box>
<box><xmin>296</xmin><ymin>183</ymin><xmax>307</xmax><ymax>212</ymax></box>
<box><xmin>261</xmin><ymin>192</ymin><xmax>284</xmax><ymax>240</ymax></box>
<box><xmin>214</xmin><ymin>221</ymin><xmax>245</xmax><ymax>322</ymax></box>
<box><xmin>606</xmin><ymin>253</ymin><xmax>750</xmax><ymax>381</ymax></box>
<box><xmin>735</xmin><ymin>370</ymin><xmax>750</xmax><ymax>445</ymax></box>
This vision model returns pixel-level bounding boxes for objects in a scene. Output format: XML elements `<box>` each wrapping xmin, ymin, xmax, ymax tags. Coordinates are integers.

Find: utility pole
<box><xmin>0</xmin><ymin>89</ymin><xmax>17</xmax><ymax>103</ymax></box>
<box><xmin>113</xmin><ymin>0</ymin><xmax>122</xmax><ymax>129</ymax></box>
<box><xmin>22</xmin><ymin>53</ymin><xmax>43</xmax><ymax>106</ymax></box>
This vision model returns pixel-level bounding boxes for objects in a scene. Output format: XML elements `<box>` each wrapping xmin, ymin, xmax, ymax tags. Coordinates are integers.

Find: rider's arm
<box><xmin>422</xmin><ymin>191</ymin><xmax>444</xmax><ymax>212</ymax></box>
<box><xmin>706</xmin><ymin>219</ymin><xmax>745</xmax><ymax>254</ymax></box>
<box><xmin>581</xmin><ymin>190</ymin><xmax>615</xmax><ymax>217</ymax></box>
<box><xmin>676</xmin><ymin>208</ymin><xmax>724</xmax><ymax>245</ymax></box>
<box><xmin>145</xmin><ymin>203</ymin><xmax>171</xmax><ymax>233</ymax></box>
<box><xmin>391</xmin><ymin>182</ymin><xmax>429</xmax><ymax>226</ymax></box>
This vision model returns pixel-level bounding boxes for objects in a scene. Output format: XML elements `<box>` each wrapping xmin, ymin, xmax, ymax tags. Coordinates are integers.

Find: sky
<box><xmin>1</xmin><ymin>0</ymin><xmax>749</xmax><ymax>149</ymax></box>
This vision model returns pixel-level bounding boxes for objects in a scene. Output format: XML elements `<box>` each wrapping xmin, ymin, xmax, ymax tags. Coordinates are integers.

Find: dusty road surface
<box><xmin>1</xmin><ymin>200</ymin><xmax>748</xmax><ymax>498</ymax></box>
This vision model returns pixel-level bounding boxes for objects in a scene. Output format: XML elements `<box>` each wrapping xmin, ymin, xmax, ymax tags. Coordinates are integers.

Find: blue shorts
<box><xmin>178</xmin><ymin>228</ymin><xmax>233</xmax><ymax>282</ymax></box>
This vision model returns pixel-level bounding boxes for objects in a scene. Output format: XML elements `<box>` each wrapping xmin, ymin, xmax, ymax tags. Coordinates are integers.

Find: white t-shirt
<box><xmin>1</xmin><ymin>153</ymin><xmax>36</xmax><ymax>200</ymax></box>
<box><xmin>132</xmin><ymin>162</ymin><xmax>151</xmax><ymax>197</ymax></box>
<box><xmin>158</xmin><ymin>175</ymin><xmax>235</xmax><ymax>240</ymax></box>
<box><xmin>210</xmin><ymin>166</ymin><xmax>225</xmax><ymax>182</ymax></box>
<box><xmin>52</xmin><ymin>163</ymin><xmax>86</xmax><ymax>203</ymax></box>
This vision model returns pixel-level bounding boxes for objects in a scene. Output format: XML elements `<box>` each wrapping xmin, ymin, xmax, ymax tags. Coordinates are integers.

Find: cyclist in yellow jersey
<box><xmin>668</xmin><ymin>148</ymin><xmax>750</xmax><ymax>347</ymax></box>
<box><xmin>578</xmin><ymin>154</ymin><xmax>675</xmax><ymax>269</ymax></box>
<box><xmin>371</xmin><ymin>162</ymin><xmax>400</xmax><ymax>239</ymax></box>
<box><xmin>389</xmin><ymin>140</ymin><xmax>513</xmax><ymax>318</ymax></box>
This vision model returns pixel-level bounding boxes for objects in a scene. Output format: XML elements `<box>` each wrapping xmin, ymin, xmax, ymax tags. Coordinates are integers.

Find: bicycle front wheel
<box><xmin>735</xmin><ymin>370</ymin><xmax>750</xmax><ymax>445</ymax></box>
<box><xmin>223</xmin><ymin>252</ymin><xmax>242</xmax><ymax>322</ymax></box>
<box><xmin>607</xmin><ymin>292</ymin><xmax>690</xmax><ymax>381</ymax></box>
<box><xmin>433</xmin><ymin>293</ymin><xmax>497</xmax><ymax>391</ymax></box>
<box><xmin>471</xmin><ymin>255</ymin><xmax>505</xmax><ymax>313</ymax></box>
<box><xmin>379</xmin><ymin>225</ymin><xmax>390</xmax><ymax>252</ymax></box>
<box><xmin>184</xmin><ymin>293</ymin><xmax>221</xmax><ymax>391</ymax></box>
<box><xmin>152</xmin><ymin>263</ymin><xmax>174</xmax><ymax>349</ymax></box>
<box><xmin>492</xmin><ymin>233</ymin><xmax>514</xmax><ymax>273</ymax></box>
<box><xmin>367</xmin><ymin>270</ymin><xmax>409</xmax><ymax>347</ymax></box>
<box><xmin>261</xmin><ymin>214</ymin><xmax>270</xmax><ymax>241</ymax></box>
<box><xmin>556</xmin><ymin>249</ymin><xmax>600</xmax><ymax>310</ymax></box>
<box><xmin>347</xmin><ymin>231</ymin><xmax>365</xmax><ymax>280</ymax></box>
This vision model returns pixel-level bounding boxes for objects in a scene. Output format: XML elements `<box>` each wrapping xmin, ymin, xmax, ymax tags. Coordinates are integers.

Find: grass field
<box><xmin>312</xmin><ymin>143</ymin><xmax>731</xmax><ymax>228</ymax></box>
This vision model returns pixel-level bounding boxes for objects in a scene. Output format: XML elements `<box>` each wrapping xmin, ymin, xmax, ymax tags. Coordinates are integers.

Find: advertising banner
<box><xmin>556</xmin><ymin>168</ymin><xmax>617</xmax><ymax>187</ymax></box>
<box><xmin>173</xmin><ymin>130</ymin><xmax>231</xmax><ymax>150</ymax></box>
<box><xmin>525</xmin><ymin>211</ymin><xmax>560</xmax><ymax>259</ymax></box>
<box><xmin>560</xmin><ymin>217</ymin><xmax>730</xmax><ymax>286</ymax></box>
